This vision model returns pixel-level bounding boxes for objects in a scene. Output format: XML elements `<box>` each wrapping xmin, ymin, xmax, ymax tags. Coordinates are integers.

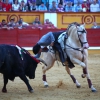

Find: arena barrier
<box><xmin>0</xmin><ymin>28</ymin><xmax>100</xmax><ymax>50</ymax></box>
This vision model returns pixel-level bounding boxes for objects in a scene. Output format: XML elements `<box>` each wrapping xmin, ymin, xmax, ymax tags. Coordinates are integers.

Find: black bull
<box><xmin>0</xmin><ymin>44</ymin><xmax>40</xmax><ymax>93</ymax></box>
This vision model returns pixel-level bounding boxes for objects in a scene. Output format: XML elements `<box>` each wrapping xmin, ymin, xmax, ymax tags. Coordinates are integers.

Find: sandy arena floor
<box><xmin>0</xmin><ymin>52</ymin><xmax>100</xmax><ymax>100</ymax></box>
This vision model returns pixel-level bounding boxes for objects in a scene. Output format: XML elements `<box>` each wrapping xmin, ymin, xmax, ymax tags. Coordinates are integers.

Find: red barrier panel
<box><xmin>87</xmin><ymin>29</ymin><xmax>100</xmax><ymax>46</ymax></box>
<box><xmin>0</xmin><ymin>29</ymin><xmax>100</xmax><ymax>47</ymax></box>
<box><xmin>17</xmin><ymin>29</ymin><xmax>40</xmax><ymax>47</ymax></box>
<box><xmin>0</xmin><ymin>29</ymin><xmax>17</xmax><ymax>45</ymax></box>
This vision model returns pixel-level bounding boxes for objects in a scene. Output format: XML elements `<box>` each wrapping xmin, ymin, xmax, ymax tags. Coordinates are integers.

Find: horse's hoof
<box><xmin>92</xmin><ymin>89</ymin><xmax>97</xmax><ymax>92</ymax></box>
<box><xmin>44</xmin><ymin>85</ymin><xmax>49</xmax><ymax>88</ymax></box>
<box><xmin>76</xmin><ymin>85</ymin><xmax>81</xmax><ymax>88</ymax></box>
<box><xmin>2</xmin><ymin>88</ymin><xmax>7</xmax><ymax>93</ymax></box>
<box><xmin>29</xmin><ymin>89</ymin><xmax>34</xmax><ymax>93</ymax></box>
<box><xmin>81</xmin><ymin>74</ymin><xmax>85</xmax><ymax>78</ymax></box>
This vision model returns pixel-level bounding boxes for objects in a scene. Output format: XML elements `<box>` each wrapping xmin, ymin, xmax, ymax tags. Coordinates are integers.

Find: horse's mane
<box><xmin>67</xmin><ymin>22</ymin><xmax>78</xmax><ymax>36</ymax></box>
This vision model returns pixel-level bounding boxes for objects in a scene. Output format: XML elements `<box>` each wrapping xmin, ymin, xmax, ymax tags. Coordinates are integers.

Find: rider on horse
<box><xmin>32</xmin><ymin>30</ymin><xmax>74</xmax><ymax>68</ymax></box>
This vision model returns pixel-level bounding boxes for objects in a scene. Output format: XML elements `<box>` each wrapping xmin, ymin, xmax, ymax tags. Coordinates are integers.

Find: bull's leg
<box><xmin>19</xmin><ymin>74</ymin><xmax>34</xmax><ymax>93</ymax></box>
<box><xmin>2</xmin><ymin>74</ymin><xmax>8</xmax><ymax>93</ymax></box>
<box><xmin>65</xmin><ymin>64</ymin><xmax>81</xmax><ymax>88</ymax></box>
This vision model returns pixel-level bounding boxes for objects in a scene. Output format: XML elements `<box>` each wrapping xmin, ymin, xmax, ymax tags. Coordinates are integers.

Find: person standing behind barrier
<box><xmin>90</xmin><ymin>0</ymin><xmax>100</xmax><ymax>12</ymax></box>
<box><xmin>82</xmin><ymin>0</ymin><xmax>90</xmax><ymax>12</ymax></box>
<box><xmin>64</xmin><ymin>1</ymin><xmax>74</xmax><ymax>12</ymax></box>
<box><xmin>19</xmin><ymin>0</ymin><xmax>27</xmax><ymax>11</ymax></box>
<box><xmin>2</xmin><ymin>0</ymin><xmax>12</xmax><ymax>11</ymax></box>
<box><xmin>12</xmin><ymin>0</ymin><xmax>20</xmax><ymax>11</ymax></box>
<box><xmin>74</xmin><ymin>2</ymin><xmax>82</xmax><ymax>12</ymax></box>
<box><xmin>38</xmin><ymin>2</ymin><xmax>47</xmax><ymax>11</ymax></box>
<box><xmin>91</xmin><ymin>22</ymin><xmax>100</xmax><ymax>29</ymax></box>
<box><xmin>7</xmin><ymin>18</ymin><xmax>16</xmax><ymax>28</ymax></box>
<box><xmin>33</xmin><ymin>17</ymin><xmax>41</xmax><ymax>25</ymax></box>
<box><xmin>49</xmin><ymin>1</ymin><xmax>57</xmax><ymax>12</ymax></box>
<box><xmin>57</xmin><ymin>3</ymin><xmax>64</xmax><ymax>12</ymax></box>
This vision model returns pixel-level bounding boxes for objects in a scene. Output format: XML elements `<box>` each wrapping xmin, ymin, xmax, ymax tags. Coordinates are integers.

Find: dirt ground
<box><xmin>0</xmin><ymin>51</ymin><xmax>100</xmax><ymax>100</ymax></box>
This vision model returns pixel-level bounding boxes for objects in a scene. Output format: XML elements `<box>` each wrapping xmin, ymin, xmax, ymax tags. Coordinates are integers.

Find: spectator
<box><xmin>12</xmin><ymin>0</ymin><xmax>20</xmax><ymax>11</ymax></box>
<box><xmin>44</xmin><ymin>21</ymin><xmax>57</xmax><ymax>29</ymax></box>
<box><xmin>90</xmin><ymin>0</ymin><xmax>100</xmax><ymax>12</ymax></box>
<box><xmin>38</xmin><ymin>2</ymin><xmax>47</xmax><ymax>11</ymax></box>
<box><xmin>17</xmin><ymin>18</ymin><xmax>29</xmax><ymax>28</ymax></box>
<box><xmin>57</xmin><ymin>3</ymin><xmax>64</xmax><ymax>12</ymax></box>
<box><xmin>64</xmin><ymin>1</ymin><xmax>74</xmax><ymax>12</ymax></box>
<box><xmin>27</xmin><ymin>1</ymin><xmax>38</xmax><ymax>11</ymax></box>
<box><xmin>42</xmin><ymin>0</ymin><xmax>49</xmax><ymax>10</ymax></box>
<box><xmin>27</xmin><ymin>0</ymin><xmax>32</xmax><ymax>11</ymax></box>
<box><xmin>8</xmin><ymin>18</ymin><xmax>16</xmax><ymax>28</ymax></box>
<box><xmin>2</xmin><ymin>0</ymin><xmax>12</xmax><ymax>11</ymax></box>
<box><xmin>19</xmin><ymin>0</ymin><xmax>27</xmax><ymax>11</ymax></box>
<box><xmin>44</xmin><ymin>19</ymin><xmax>50</xmax><ymax>25</ymax></box>
<box><xmin>32</xmin><ymin>17</ymin><xmax>41</xmax><ymax>25</ymax></box>
<box><xmin>31</xmin><ymin>1</ymin><xmax>38</xmax><ymax>11</ymax></box>
<box><xmin>74</xmin><ymin>2</ymin><xmax>82</xmax><ymax>12</ymax></box>
<box><xmin>36</xmin><ymin>0</ymin><xmax>41</xmax><ymax>6</ymax></box>
<box><xmin>17</xmin><ymin>21</ymin><xmax>23</xmax><ymax>29</ymax></box>
<box><xmin>49</xmin><ymin>1</ymin><xmax>57</xmax><ymax>12</ymax></box>
<box><xmin>91</xmin><ymin>22</ymin><xmax>100</xmax><ymax>29</ymax></box>
<box><xmin>0</xmin><ymin>0</ymin><xmax>4</xmax><ymax>11</ymax></box>
<box><xmin>82</xmin><ymin>0</ymin><xmax>90</xmax><ymax>12</ymax></box>
<box><xmin>0</xmin><ymin>19</ymin><xmax>8</xmax><ymax>29</ymax></box>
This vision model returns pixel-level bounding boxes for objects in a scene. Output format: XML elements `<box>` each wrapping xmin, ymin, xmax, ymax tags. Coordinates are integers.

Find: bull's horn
<box><xmin>37</xmin><ymin>58</ymin><xmax>47</xmax><ymax>66</ymax></box>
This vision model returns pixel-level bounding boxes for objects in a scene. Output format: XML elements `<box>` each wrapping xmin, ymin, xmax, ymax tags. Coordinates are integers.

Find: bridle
<box><xmin>65</xmin><ymin>24</ymin><xmax>88</xmax><ymax>51</ymax></box>
<box><xmin>77</xmin><ymin>28</ymin><xmax>87</xmax><ymax>47</ymax></box>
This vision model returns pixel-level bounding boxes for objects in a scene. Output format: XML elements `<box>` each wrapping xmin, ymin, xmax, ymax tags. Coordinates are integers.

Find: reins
<box><xmin>64</xmin><ymin>23</ymin><xmax>87</xmax><ymax>62</ymax></box>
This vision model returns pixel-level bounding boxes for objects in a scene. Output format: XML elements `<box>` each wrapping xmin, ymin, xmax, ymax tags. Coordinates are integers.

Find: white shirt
<box><xmin>58</xmin><ymin>32</ymin><xmax>67</xmax><ymax>50</ymax></box>
<box><xmin>90</xmin><ymin>3</ymin><xmax>100</xmax><ymax>12</ymax></box>
<box><xmin>12</xmin><ymin>4</ymin><xmax>20</xmax><ymax>11</ymax></box>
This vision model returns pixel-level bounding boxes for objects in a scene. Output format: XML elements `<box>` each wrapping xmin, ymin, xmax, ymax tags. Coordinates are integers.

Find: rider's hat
<box><xmin>32</xmin><ymin>43</ymin><xmax>41</xmax><ymax>54</ymax></box>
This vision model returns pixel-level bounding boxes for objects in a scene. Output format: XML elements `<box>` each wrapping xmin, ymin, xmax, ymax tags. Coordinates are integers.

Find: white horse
<box><xmin>40</xmin><ymin>23</ymin><xmax>97</xmax><ymax>92</ymax></box>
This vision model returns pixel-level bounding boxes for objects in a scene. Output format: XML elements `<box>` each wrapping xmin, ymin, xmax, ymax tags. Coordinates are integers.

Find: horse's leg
<box><xmin>42</xmin><ymin>52</ymin><xmax>55</xmax><ymax>87</ymax></box>
<box><xmin>81</xmin><ymin>50</ymin><xmax>97</xmax><ymax>92</ymax></box>
<box><xmin>65</xmin><ymin>62</ymin><xmax>81</xmax><ymax>88</ymax></box>
<box><xmin>82</xmin><ymin>63</ymin><xmax>97</xmax><ymax>92</ymax></box>
<box><xmin>71</xmin><ymin>58</ymin><xmax>86</xmax><ymax>68</ymax></box>
<box><xmin>82</xmin><ymin>66</ymin><xmax>97</xmax><ymax>92</ymax></box>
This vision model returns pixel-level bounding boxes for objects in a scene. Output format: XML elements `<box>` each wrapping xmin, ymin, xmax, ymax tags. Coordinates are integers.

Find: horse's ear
<box><xmin>81</xmin><ymin>23</ymin><xmax>85</xmax><ymax>28</ymax></box>
<box><xmin>83</xmin><ymin>23</ymin><xmax>85</xmax><ymax>26</ymax></box>
<box><xmin>82</xmin><ymin>23</ymin><xmax>85</xmax><ymax>27</ymax></box>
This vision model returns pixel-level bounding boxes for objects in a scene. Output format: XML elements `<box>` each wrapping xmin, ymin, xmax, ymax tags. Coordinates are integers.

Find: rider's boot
<box><xmin>67</xmin><ymin>57</ymin><xmax>75</xmax><ymax>69</ymax></box>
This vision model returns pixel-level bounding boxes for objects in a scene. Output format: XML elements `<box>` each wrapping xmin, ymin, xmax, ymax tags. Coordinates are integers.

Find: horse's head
<box><xmin>76</xmin><ymin>23</ymin><xmax>89</xmax><ymax>49</ymax></box>
<box><xmin>67</xmin><ymin>23</ymin><xmax>89</xmax><ymax>49</ymax></box>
